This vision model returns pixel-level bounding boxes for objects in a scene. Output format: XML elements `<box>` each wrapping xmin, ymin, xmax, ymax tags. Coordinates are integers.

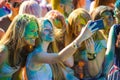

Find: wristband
<box><xmin>87</xmin><ymin>53</ymin><xmax>96</xmax><ymax>60</ymax></box>
<box><xmin>72</xmin><ymin>41</ymin><xmax>79</xmax><ymax>49</ymax></box>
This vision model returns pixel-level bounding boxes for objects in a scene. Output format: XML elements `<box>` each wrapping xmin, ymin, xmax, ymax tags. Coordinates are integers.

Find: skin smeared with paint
<box><xmin>51</xmin><ymin>0</ymin><xmax>73</xmax><ymax>17</ymax></box>
<box><xmin>23</xmin><ymin>20</ymin><xmax>39</xmax><ymax>46</ymax></box>
<box><xmin>74</xmin><ymin>16</ymin><xmax>86</xmax><ymax>37</ymax></box>
<box><xmin>101</xmin><ymin>11</ymin><xmax>114</xmax><ymax>36</ymax></box>
<box><xmin>53</xmin><ymin>19</ymin><xmax>63</xmax><ymax>29</ymax></box>
<box><xmin>41</xmin><ymin>20</ymin><xmax>54</xmax><ymax>42</ymax></box>
<box><xmin>103</xmin><ymin>1</ymin><xmax>120</xmax><ymax>78</ymax></box>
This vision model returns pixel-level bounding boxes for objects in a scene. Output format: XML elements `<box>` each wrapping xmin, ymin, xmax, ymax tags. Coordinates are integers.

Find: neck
<box><xmin>8</xmin><ymin>9</ymin><xmax>18</xmax><ymax>21</ymax></box>
<box><xmin>38</xmin><ymin>41</ymin><xmax>50</xmax><ymax>52</ymax></box>
<box><xmin>8</xmin><ymin>13</ymin><xmax>15</xmax><ymax>21</ymax></box>
<box><xmin>99</xmin><ymin>30</ymin><xmax>108</xmax><ymax>40</ymax></box>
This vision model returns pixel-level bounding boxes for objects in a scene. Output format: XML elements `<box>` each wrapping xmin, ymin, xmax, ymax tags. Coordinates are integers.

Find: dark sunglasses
<box><xmin>12</xmin><ymin>2</ymin><xmax>21</xmax><ymax>8</ymax></box>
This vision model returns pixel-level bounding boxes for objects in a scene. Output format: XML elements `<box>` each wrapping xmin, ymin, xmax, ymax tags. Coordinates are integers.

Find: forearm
<box><xmin>88</xmin><ymin>60</ymin><xmax>100</xmax><ymax>77</ymax></box>
<box><xmin>58</xmin><ymin>42</ymin><xmax>78</xmax><ymax>61</ymax></box>
<box><xmin>103</xmin><ymin>26</ymin><xmax>115</xmax><ymax>75</ymax></box>
<box><xmin>103</xmin><ymin>51</ymin><xmax>114</xmax><ymax>76</ymax></box>
<box><xmin>87</xmin><ymin>48</ymin><xmax>106</xmax><ymax>77</ymax></box>
<box><xmin>58</xmin><ymin>27</ymin><xmax>93</xmax><ymax>61</ymax></box>
<box><xmin>63</xmin><ymin>56</ymin><xmax>74</xmax><ymax>67</ymax></box>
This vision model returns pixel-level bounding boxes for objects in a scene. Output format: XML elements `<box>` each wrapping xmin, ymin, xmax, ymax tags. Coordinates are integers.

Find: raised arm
<box><xmin>102</xmin><ymin>25</ymin><xmax>115</xmax><ymax>78</ymax></box>
<box><xmin>31</xmin><ymin>21</ymin><xmax>95</xmax><ymax>65</ymax></box>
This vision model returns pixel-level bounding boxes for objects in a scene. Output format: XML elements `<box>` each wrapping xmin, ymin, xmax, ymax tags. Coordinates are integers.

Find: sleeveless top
<box><xmin>26</xmin><ymin>48</ymin><xmax>53</xmax><ymax>80</ymax></box>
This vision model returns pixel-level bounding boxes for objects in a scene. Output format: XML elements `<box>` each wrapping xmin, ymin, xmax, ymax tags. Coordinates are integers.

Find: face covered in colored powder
<box><xmin>101</xmin><ymin>11</ymin><xmax>114</xmax><ymax>30</ymax></box>
<box><xmin>23</xmin><ymin>20</ymin><xmax>39</xmax><ymax>46</ymax></box>
<box><xmin>41</xmin><ymin>20</ymin><xmax>54</xmax><ymax>42</ymax></box>
<box><xmin>74</xmin><ymin>16</ymin><xmax>86</xmax><ymax>37</ymax></box>
<box><xmin>60</xmin><ymin>0</ymin><xmax>74</xmax><ymax>17</ymax></box>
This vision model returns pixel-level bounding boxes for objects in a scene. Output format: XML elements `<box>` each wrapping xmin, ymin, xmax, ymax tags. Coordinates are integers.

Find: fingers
<box><xmin>86</xmin><ymin>20</ymin><xmax>97</xmax><ymax>33</ymax></box>
<box><xmin>85</xmin><ymin>37</ymin><xmax>95</xmax><ymax>53</ymax></box>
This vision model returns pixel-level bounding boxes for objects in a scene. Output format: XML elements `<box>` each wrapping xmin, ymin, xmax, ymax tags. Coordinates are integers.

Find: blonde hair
<box><xmin>0</xmin><ymin>14</ymin><xmax>40</xmax><ymax>67</ymax></box>
<box><xmin>67</xmin><ymin>8</ymin><xmax>91</xmax><ymax>46</ymax></box>
<box><xmin>45</xmin><ymin>10</ymin><xmax>66</xmax><ymax>80</ymax></box>
<box><xmin>45</xmin><ymin>10</ymin><xmax>67</xmax><ymax>52</ymax></box>
<box><xmin>19</xmin><ymin>0</ymin><xmax>41</xmax><ymax>18</ymax></box>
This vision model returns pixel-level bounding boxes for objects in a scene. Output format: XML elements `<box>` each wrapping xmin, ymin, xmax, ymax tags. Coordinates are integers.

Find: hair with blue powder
<box><xmin>115</xmin><ymin>0</ymin><xmax>120</xmax><ymax>10</ymax></box>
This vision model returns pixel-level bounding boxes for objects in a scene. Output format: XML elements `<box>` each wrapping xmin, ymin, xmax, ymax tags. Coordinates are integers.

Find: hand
<box><xmin>76</xmin><ymin>21</ymin><xmax>94</xmax><ymax>42</ymax></box>
<box><xmin>116</xmin><ymin>32</ymin><xmax>120</xmax><ymax>48</ymax></box>
<box><xmin>85</xmin><ymin>37</ymin><xmax>95</xmax><ymax>53</ymax></box>
<box><xmin>85</xmin><ymin>37</ymin><xmax>96</xmax><ymax>60</ymax></box>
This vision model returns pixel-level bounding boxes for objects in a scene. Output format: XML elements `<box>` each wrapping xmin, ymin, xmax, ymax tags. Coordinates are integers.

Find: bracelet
<box><xmin>72</xmin><ymin>41</ymin><xmax>79</xmax><ymax>49</ymax></box>
<box><xmin>87</xmin><ymin>53</ymin><xmax>96</xmax><ymax>60</ymax></box>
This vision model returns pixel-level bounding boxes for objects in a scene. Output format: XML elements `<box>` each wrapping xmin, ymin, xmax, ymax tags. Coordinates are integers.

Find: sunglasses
<box><xmin>12</xmin><ymin>2</ymin><xmax>21</xmax><ymax>8</ymax></box>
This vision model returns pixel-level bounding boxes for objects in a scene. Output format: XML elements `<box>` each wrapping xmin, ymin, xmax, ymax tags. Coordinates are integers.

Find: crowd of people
<box><xmin>0</xmin><ymin>0</ymin><xmax>120</xmax><ymax>80</ymax></box>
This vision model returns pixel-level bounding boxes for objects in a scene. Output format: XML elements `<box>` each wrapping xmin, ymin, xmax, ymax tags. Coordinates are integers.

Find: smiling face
<box><xmin>23</xmin><ymin>20</ymin><xmax>39</xmax><ymax>46</ymax></box>
<box><xmin>41</xmin><ymin>20</ymin><xmax>54</xmax><ymax>42</ymax></box>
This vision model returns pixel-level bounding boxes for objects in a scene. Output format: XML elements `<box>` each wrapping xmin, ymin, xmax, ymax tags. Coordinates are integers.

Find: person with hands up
<box><xmin>25</xmin><ymin>16</ymin><xmax>100</xmax><ymax>80</ymax></box>
<box><xmin>103</xmin><ymin>0</ymin><xmax>120</xmax><ymax>80</ymax></box>
<box><xmin>66</xmin><ymin>8</ymin><xmax>107</xmax><ymax>80</ymax></box>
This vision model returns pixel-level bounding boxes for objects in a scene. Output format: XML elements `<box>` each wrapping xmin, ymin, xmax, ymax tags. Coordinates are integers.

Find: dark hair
<box><xmin>12</xmin><ymin>2</ymin><xmax>21</xmax><ymax>8</ymax></box>
<box><xmin>8</xmin><ymin>0</ymin><xmax>22</xmax><ymax>8</ymax></box>
<box><xmin>114</xmin><ymin>25</ymin><xmax>120</xmax><ymax>66</ymax></box>
<box><xmin>90</xmin><ymin>0</ymin><xmax>94</xmax><ymax>2</ymax></box>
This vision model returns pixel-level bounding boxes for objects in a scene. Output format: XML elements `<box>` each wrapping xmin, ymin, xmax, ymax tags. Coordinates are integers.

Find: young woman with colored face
<box><xmin>45</xmin><ymin>10</ymin><xmax>75</xmax><ymax>80</ymax></box>
<box><xmin>91</xmin><ymin>6</ymin><xmax>114</xmax><ymax>40</ymax></box>
<box><xmin>104</xmin><ymin>0</ymin><xmax>120</xmax><ymax>80</ymax></box>
<box><xmin>51</xmin><ymin>0</ymin><xmax>73</xmax><ymax>18</ymax></box>
<box><xmin>25</xmin><ymin>16</ymin><xmax>100</xmax><ymax>80</ymax></box>
<box><xmin>0</xmin><ymin>14</ymin><xmax>39</xmax><ymax>80</ymax></box>
<box><xmin>89</xmin><ymin>0</ymin><xmax>116</xmax><ymax>13</ymax></box>
<box><xmin>66</xmin><ymin>8</ymin><xmax>108</xmax><ymax>80</ymax></box>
